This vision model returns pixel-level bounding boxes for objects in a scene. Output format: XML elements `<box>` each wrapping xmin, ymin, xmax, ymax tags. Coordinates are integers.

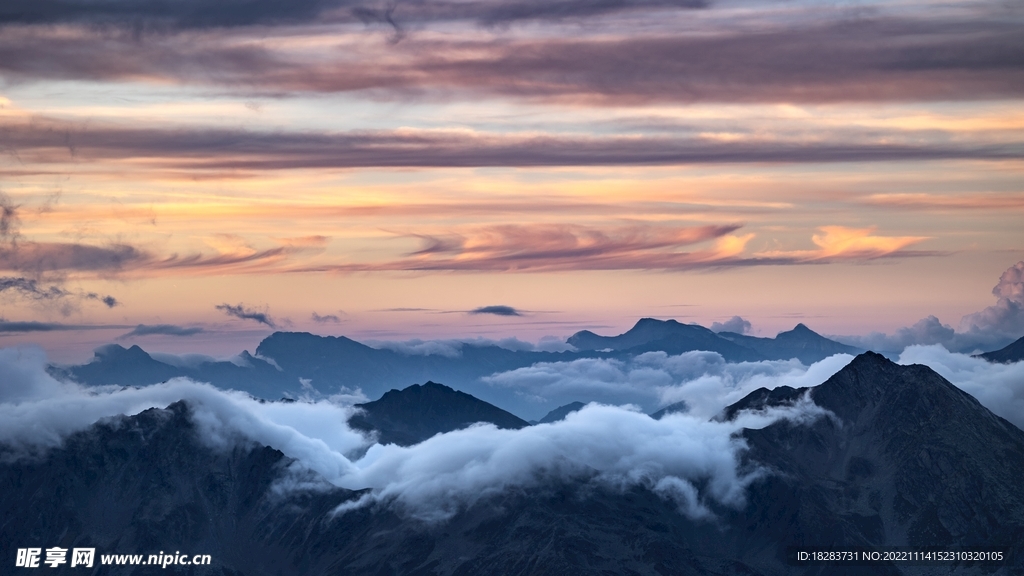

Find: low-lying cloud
<box><xmin>0</xmin><ymin>345</ymin><xmax>833</xmax><ymax>523</ymax></box>
<box><xmin>364</xmin><ymin>335</ymin><xmax>575</xmax><ymax>357</ymax></box>
<box><xmin>2</xmin><ymin>344</ymin><xmax>1021</xmax><ymax>524</ymax></box>
<box><xmin>960</xmin><ymin>260</ymin><xmax>1024</xmax><ymax>338</ymax></box>
<box><xmin>119</xmin><ymin>324</ymin><xmax>204</xmax><ymax>338</ymax></box>
<box><xmin>835</xmin><ymin>261</ymin><xmax>1024</xmax><ymax>354</ymax></box>
<box><xmin>483</xmin><ymin>351</ymin><xmax>855</xmax><ymax>418</ymax></box>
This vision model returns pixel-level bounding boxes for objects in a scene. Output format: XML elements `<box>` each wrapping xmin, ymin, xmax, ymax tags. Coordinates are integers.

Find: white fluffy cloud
<box><xmin>364</xmin><ymin>336</ymin><xmax>575</xmax><ymax>357</ymax></box>
<box><xmin>0</xmin><ymin>345</ymin><xmax>833</xmax><ymax>523</ymax></box>
<box><xmin>6</xmin><ymin>344</ymin><xmax>1020</xmax><ymax>525</ymax></box>
<box><xmin>835</xmin><ymin>261</ymin><xmax>1024</xmax><ymax>355</ymax></box>
<box><xmin>710</xmin><ymin>316</ymin><xmax>752</xmax><ymax>334</ymax></box>
<box><xmin>483</xmin><ymin>350</ymin><xmax>855</xmax><ymax>418</ymax></box>
<box><xmin>960</xmin><ymin>260</ymin><xmax>1024</xmax><ymax>337</ymax></box>
<box><xmin>334</xmin><ymin>398</ymin><xmax>832</xmax><ymax>522</ymax></box>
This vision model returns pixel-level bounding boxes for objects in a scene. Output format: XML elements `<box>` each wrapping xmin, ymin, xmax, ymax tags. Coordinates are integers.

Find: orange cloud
<box><xmin>755</xmin><ymin>226</ymin><xmax>931</xmax><ymax>262</ymax></box>
<box><xmin>861</xmin><ymin>193</ymin><xmax>1024</xmax><ymax>211</ymax></box>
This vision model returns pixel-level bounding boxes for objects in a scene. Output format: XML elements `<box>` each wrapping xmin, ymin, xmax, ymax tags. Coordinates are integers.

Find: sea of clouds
<box><xmin>1</xmin><ymin>344</ymin><xmax>1022</xmax><ymax>522</ymax></box>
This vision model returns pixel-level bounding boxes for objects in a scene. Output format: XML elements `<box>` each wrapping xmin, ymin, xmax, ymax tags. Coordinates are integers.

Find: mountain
<box><xmin>0</xmin><ymin>401</ymin><xmax>765</xmax><ymax>575</ymax></box>
<box><xmin>567</xmin><ymin>318</ymin><xmax>764</xmax><ymax>362</ymax></box>
<box><xmin>568</xmin><ymin>318</ymin><xmax>859</xmax><ymax>364</ymax></box>
<box><xmin>536</xmin><ymin>401</ymin><xmax>586</xmax><ymax>424</ymax></box>
<box><xmin>57</xmin><ymin>344</ymin><xmax>295</xmax><ymax>399</ymax></box>
<box><xmin>723</xmin><ymin>352</ymin><xmax>1024</xmax><ymax>561</ymax></box>
<box><xmin>348</xmin><ymin>381</ymin><xmax>529</xmax><ymax>446</ymax></box>
<box><xmin>976</xmin><ymin>335</ymin><xmax>1024</xmax><ymax>364</ymax></box>
<box><xmin>3</xmin><ymin>354</ymin><xmax>1023</xmax><ymax>574</ymax></box>
<box><xmin>649</xmin><ymin>400</ymin><xmax>689</xmax><ymax>420</ymax></box>
<box><xmin>716</xmin><ymin>323</ymin><xmax>862</xmax><ymax>364</ymax></box>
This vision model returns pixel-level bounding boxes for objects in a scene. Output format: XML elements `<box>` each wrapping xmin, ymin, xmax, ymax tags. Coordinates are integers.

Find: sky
<box><xmin>0</xmin><ymin>0</ymin><xmax>1022</xmax><ymax>361</ymax></box>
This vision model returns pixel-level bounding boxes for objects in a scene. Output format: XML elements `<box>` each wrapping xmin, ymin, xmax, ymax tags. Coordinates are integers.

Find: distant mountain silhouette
<box><xmin>57</xmin><ymin>344</ymin><xmax>293</xmax><ymax>399</ymax></box>
<box><xmin>348</xmin><ymin>381</ymin><xmax>528</xmax><ymax>445</ymax></box>
<box><xmin>54</xmin><ymin>321</ymin><xmax>892</xmax><ymax>420</ymax></box>
<box><xmin>536</xmin><ymin>401</ymin><xmax>586</xmax><ymax>424</ymax></box>
<box><xmin>717</xmin><ymin>323</ymin><xmax>862</xmax><ymax>364</ymax></box>
<box><xmin>976</xmin><ymin>335</ymin><xmax>1024</xmax><ymax>364</ymax></box>
<box><xmin>567</xmin><ymin>318</ymin><xmax>763</xmax><ymax>361</ymax></box>
<box><xmin>4</xmin><ymin>353</ymin><xmax>1023</xmax><ymax>574</ymax></box>
<box><xmin>649</xmin><ymin>400</ymin><xmax>689</xmax><ymax>420</ymax></box>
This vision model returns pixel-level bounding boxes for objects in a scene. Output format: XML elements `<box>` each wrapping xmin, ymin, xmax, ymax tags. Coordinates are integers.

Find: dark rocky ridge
<box><xmin>976</xmin><ymin>335</ymin><xmax>1024</xmax><ymax>364</ymax></box>
<box><xmin>536</xmin><ymin>401</ymin><xmax>586</xmax><ymax>424</ymax></box>
<box><xmin>348</xmin><ymin>381</ymin><xmax>529</xmax><ymax>446</ymax></box>
<box><xmin>726</xmin><ymin>352</ymin><xmax>1024</xmax><ymax>568</ymax></box>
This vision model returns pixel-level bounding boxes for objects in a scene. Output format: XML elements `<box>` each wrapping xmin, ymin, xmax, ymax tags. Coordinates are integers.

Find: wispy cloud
<box><xmin>292</xmin><ymin>223</ymin><xmax>938</xmax><ymax>273</ymax></box>
<box><xmin>861</xmin><ymin>193</ymin><xmax>1024</xmax><ymax>211</ymax></box>
<box><xmin>215</xmin><ymin>303</ymin><xmax>276</xmax><ymax>328</ymax></box>
<box><xmin>4</xmin><ymin>118</ymin><xmax>1020</xmax><ymax>173</ymax></box>
<box><xmin>753</xmin><ymin>226</ymin><xmax>934</xmax><ymax>262</ymax></box>
<box><xmin>302</xmin><ymin>223</ymin><xmax>746</xmax><ymax>272</ymax></box>
<box><xmin>118</xmin><ymin>324</ymin><xmax>205</xmax><ymax>338</ymax></box>
<box><xmin>0</xmin><ymin>320</ymin><xmax>130</xmax><ymax>333</ymax></box>
<box><xmin>1</xmin><ymin>17</ymin><xmax>1020</xmax><ymax>104</ymax></box>
<box><xmin>311</xmin><ymin>312</ymin><xmax>343</xmax><ymax>323</ymax></box>
<box><xmin>469</xmin><ymin>305</ymin><xmax>522</xmax><ymax>317</ymax></box>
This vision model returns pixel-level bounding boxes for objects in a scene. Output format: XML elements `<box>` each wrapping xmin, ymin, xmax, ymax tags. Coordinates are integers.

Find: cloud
<box><xmin>364</xmin><ymin>335</ymin><xmax>574</xmax><ymax>356</ymax></box>
<box><xmin>483</xmin><ymin>350</ymin><xmax>855</xmax><ymax>417</ymax></box>
<box><xmin>0</xmin><ymin>347</ymin><xmax>368</xmax><ymax>473</ymax></box>
<box><xmin>0</xmin><ymin>241</ymin><xmax>149</xmax><ymax>275</ymax></box>
<box><xmin>1</xmin><ymin>17</ymin><xmax>1021</xmax><ymax>105</ymax></box>
<box><xmin>710</xmin><ymin>316</ymin><xmax>751</xmax><ymax>334</ymax></box>
<box><xmin>861</xmin><ymin>193</ymin><xmax>1024</xmax><ymax>211</ymax></box>
<box><xmin>837</xmin><ymin>315</ymin><xmax>956</xmax><ymax>354</ymax></box>
<box><xmin>311</xmin><ymin>312</ymin><xmax>342</xmax><ymax>324</ymax></box>
<box><xmin>4</xmin><ymin>118</ymin><xmax>1021</xmax><ymax>173</ymax></box>
<box><xmin>365</xmin><ymin>339</ymin><xmax>464</xmax><ymax>358</ymax></box>
<box><xmin>333</xmin><ymin>400</ymin><xmax>833</xmax><ymax>522</ymax></box>
<box><xmin>0</xmin><ymin>344</ymin><xmax>839</xmax><ymax>523</ymax></box>
<box><xmin>0</xmin><ymin>0</ymin><xmax>354</xmax><ymax>29</ymax></box>
<box><xmin>960</xmin><ymin>261</ymin><xmax>1024</xmax><ymax>338</ymax></box>
<box><xmin>305</xmin><ymin>223</ymin><xmax>752</xmax><ymax>272</ymax></box>
<box><xmin>215</xmin><ymin>303</ymin><xmax>276</xmax><ymax>328</ymax></box>
<box><xmin>836</xmin><ymin>261</ymin><xmax>1024</xmax><ymax>356</ymax></box>
<box><xmin>753</xmin><ymin>226</ymin><xmax>933</xmax><ymax>262</ymax></box>
<box><xmin>469</xmin><ymin>305</ymin><xmax>522</xmax><ymax>317</ymax></box>
<box><xmin>0</xmin><ymin>0</ymin><xmax>706</xmax><ymax>30</ymax></box>
<box><xmin>0</xmin><ymin>321</ymin><xmax>128</xmax><ymax>333</ymax></box>
<box><xmin>297</xmin><ymin>223</ymin><xmax>941</xmax><ymax>273</ymax></box>
<box><xmin>898</xmin><ymin>345</ymin><xmax>1024</xmax><ymax>431</ymax></box>
<box><xmin>0</xmin><ymin>276</ymin><xmax>120</xmax><ymax>313</ymax></box>
<box><xmin>8</xmin><ymin>344</ymin><xmax>1023</xmax><ymax>524</ymax></box>
<box><xmin>119</xmin><ymin>324</ymin><xmax>205</xmax><ymax>338</ymax></box>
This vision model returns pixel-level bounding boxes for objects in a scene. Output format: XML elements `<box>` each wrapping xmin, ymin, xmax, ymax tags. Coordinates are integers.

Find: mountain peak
<box><xmin>537</xmin><ymin>401</ymin><xmax>586</xmax><ymax>424</ymax></box>
<box><xmin>977</xmin><ymin>335</ymin><xmax>1024</xmax><ymax>364</ymax></box>
<box><xmin>349</xmin><ymin>382</ymin><xmax>528</xmax><ymax>446</ymax></box>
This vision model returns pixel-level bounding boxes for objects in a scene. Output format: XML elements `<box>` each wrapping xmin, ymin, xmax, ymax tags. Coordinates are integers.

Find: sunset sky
<box><xmin>0</xmin><ymin>0</ymin><xmax>1022</xmax><ymax>361</ymax></box>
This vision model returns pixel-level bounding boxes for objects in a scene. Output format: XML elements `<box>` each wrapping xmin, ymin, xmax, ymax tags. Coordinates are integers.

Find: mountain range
<box><xmin>4</xmin><ymin>352</ymin><xmax>1022</xmax><ymax>575</ymax></box>
<box><xmin>54</xmin><ymin>318</ymin><xmax>865</xmax><ymax>420</ymax></box>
